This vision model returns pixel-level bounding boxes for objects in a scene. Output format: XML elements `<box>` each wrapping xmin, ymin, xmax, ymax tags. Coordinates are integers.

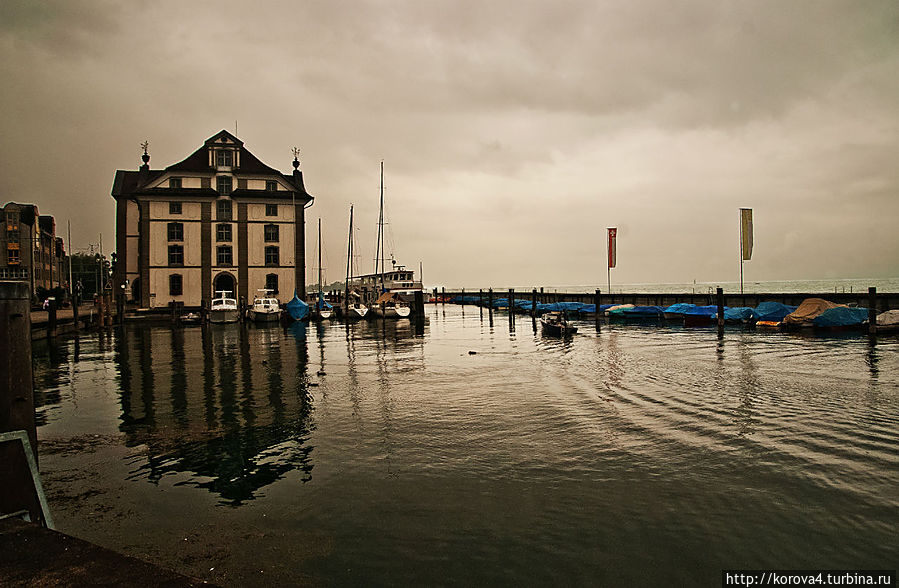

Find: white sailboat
<box><xmin>311</xmin><ymin>218</ymin><xmax>333</xmax><ymax>320</ymax></box>
<box><xmin>369</xmin><ymin>161</ymin><xmax>412</xmax><ymax>319</ymax></box>
<box><xmin>344</xmin><ymin>205</ymin><xmax>368</xmax><ymax>319</ymax></box>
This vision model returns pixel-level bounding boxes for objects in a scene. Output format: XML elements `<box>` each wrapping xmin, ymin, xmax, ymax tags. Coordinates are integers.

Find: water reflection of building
<box><xmin>114</xmin><ymin>325</ymin><xmax>314</xmax><ymax>505</ymax></box>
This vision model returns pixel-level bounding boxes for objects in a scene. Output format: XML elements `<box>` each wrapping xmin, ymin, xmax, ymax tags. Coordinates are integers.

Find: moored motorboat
<box><xmin>248</xmin><ymin>290</ymin><xmax>281</xmax><ymax>323</ymax></box>
<box><xmin>210</xmin><ymin>291</ymin><xmax>239</xmax><ymax>324</ymax></box>
<box><xmin>540</xmin><ymin>311</ymin><xmax>577</xmax><ymax>336</ymax></box>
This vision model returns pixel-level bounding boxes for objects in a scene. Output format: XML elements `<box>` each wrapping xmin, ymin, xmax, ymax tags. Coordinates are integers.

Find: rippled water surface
<box><xmin>32</xmin><ymin>305</ymin><xmax>899</xmax><ymax>586</ymax></box>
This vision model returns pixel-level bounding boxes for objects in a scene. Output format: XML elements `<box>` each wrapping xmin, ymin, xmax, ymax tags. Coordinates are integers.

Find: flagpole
<box><xmin>739</xmin><ymin>210</ymin><xmax>744</xmax><ymax>294</ymax></box>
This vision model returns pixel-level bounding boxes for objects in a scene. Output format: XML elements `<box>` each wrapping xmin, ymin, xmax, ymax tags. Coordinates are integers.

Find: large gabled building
<box><xmin>1</xmin><ymin>202</ymin><xmax>68</xmax><ymax>300</ymax></box>
<box><xmin>111</xmin><ymin>130</ymin><xmax>314</xmax><ymax>309</ymax></box>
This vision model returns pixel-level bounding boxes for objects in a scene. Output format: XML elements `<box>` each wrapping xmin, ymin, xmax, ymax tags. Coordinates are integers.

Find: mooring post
<box><xmin>116</xmin><ymin>290</ymin><xmax>125</xmax><ymax>325</ymax></box>
<box><xmin>0</xmin><ymin>282</ymin><xmax>46</xmax><ymax>525</ymax></box>
<box><xmin>414</xmin><ymin>289</ymin><xmax>425</xmax><ymax>318</ymax></box>
<box><xmin>531</xmin><ymin>289</ymin><xmax>538</xmax><ymax>317</ymax></box>
<box><xmin>71</xmin><ymin>292</ymin><xmax>79</xmax><ymax>333</ymax></box>
<box><xmin>868</xmin><ymin>287</ymin><xmax>877</xmax><ymax>338</ymax></box>
<box><xmin>441</xmin><ymin>287</ymin><xmax>446</xmax><ymax>305</ymax></box>
<box><xmin>508</xmin><ymin>288</ymin><xmax>515</xmax><ymax>314</ymax></box>
<box><xmin>479</xmin><ymin>289</ymin><xmax>483</xmax><ymax>307</ymax></box>
<box><xmin>461</xmin><ymin>288</ymin><xmax>465</xmax><ymax>306</ymax></box>
<box><xmin>47</xmin><ymin>298</ymin><xmax>57</xmax><ymax>339</ymax></box>
<box><xmin>488</xmin><ymin>288</ymin><xmax>493</xmax><ymax>309</ymax></box>
<box><xmin>716</xmin><ymin>287</ymin><xmax>725</xmax><ymax>337</ymax></box>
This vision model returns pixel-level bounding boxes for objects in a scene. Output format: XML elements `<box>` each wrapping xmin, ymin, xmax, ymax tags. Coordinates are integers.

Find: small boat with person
<box><xmin>540</xmin><ymin>311</ymin><xmax>578</xmax><ymax>336</ymax></box>
<box><xmin>210</xmin><ymin>291</ymin><xmax>239</xmax><ymax>324</ymax></box>
<box><xmin>248</xmin><ymin>289</ymin><xmax>281</xmax><ymax>323</ymax></box>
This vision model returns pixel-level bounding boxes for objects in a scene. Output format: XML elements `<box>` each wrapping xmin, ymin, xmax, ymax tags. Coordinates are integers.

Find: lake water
<box><xmin>32</xmin><ymin>305</ymin><xmax>899</xmax><ymax>586</ymax></box>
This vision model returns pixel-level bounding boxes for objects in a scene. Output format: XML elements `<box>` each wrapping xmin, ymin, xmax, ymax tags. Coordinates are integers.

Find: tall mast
<box><xmin>318</xmin><ymin>218</ymin><xmax>323</xmax><ymax>295</ymax></box>
<box><xmin>345</xmin><ymin>205</ymin><xmax>353</xmax><ymax>309</ymax></box>
<box><xmin>377</xmin><ymin>160</ymin><xmax>385</xmax><ymax>294</ymax></box>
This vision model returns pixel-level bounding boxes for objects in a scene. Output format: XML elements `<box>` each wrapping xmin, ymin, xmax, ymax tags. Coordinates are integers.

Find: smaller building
<box><xmin>1</xmin><ymin>202</ymin><xmax>68</xmax><ymax>300</ymax></box>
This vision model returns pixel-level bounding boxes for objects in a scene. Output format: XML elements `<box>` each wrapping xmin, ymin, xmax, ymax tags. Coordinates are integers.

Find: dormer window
<box><xmin>169</xmin><ymin>177</ymin><xmax>182</xmax><ymax>189</ymax></box>
<box><xmin>216</xmin><ymin>150</ymin><xmax>234</xmax><ymax>167</ymax></box>
<box><xmin>266</xmin><ymin>181</ymin><xmax>278</xmax><ymax>191</ymax></box>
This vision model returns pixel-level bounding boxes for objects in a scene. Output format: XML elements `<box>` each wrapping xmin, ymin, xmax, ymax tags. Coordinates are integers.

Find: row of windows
<box><xmin>167</xmin><ymin>201</ymin><xmax>280</xmax><ymax>216</ymax></box>
<box><xmin>167</xmin><ymin>245</ymin><xmax>281</xmax><ymax>266</ymax></box>
<box><xmin>166</xmin><ymin>222</ymin><xmax>280</xmax><ymax>242</ymax></box>
<box><xmin>168</xmin><ymin>273</ymin><xmax>280</xmax><ymax>296</ymax></box>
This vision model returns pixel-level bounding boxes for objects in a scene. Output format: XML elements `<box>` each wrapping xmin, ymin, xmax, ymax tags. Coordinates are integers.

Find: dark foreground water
<box><xmin>32</xmin><ymin>306</ymin><xmax>899</xmax><ymax>586</ymax></box>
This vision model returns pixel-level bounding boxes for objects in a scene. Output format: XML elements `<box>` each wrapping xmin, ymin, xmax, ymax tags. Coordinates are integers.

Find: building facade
<box><xmin>112</xmin><ymin>131</ymin><xmax>314</xmax><ymax>309</ymax></box>
<box><xmin>1</xmin><ymin>202</ymin><xmax>68</xmax><ymax>299</ymax></box>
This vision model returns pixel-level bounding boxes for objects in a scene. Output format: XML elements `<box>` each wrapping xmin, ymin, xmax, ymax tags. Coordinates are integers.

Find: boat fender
<box><xmin>468</xmin><ymin>350</ymin><xmax>477</xmax><ymax>355</ymax></box>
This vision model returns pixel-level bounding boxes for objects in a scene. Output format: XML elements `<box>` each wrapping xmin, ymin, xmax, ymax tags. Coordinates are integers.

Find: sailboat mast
<box><xmin>318</xmin><ymin>218</ymin><xmax>323</xmax><ymax>295</ymax></box>
<box><xmin>345</xmin><ymin>205</ymin><xmax>353</xmax><ymax>310</ymax></box>
<box><xmin>377</xmin><ymin>160</ymin><xmax>385</xmax><ymax>294</ymax></box>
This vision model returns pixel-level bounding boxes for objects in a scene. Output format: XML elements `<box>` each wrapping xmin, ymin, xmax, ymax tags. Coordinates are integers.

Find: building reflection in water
<box><xmin>114</xmin><ymin>324</ymin><xmax>314</xmax><ymax>506</ymax></box>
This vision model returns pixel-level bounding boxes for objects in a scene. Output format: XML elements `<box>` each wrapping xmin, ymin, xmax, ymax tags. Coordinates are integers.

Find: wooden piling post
<box><xmin>47</xmin><ymin>298</ymin><xmax>57</xmax><ymax>339</ymax></box>
<box><xmin>868</xmin><ymin>287</ymin><xmax>877</xmax><ymax>337</ymax></box>
<box><xmin>461</xmin><ymin>288</ymin><xmax>465</xmax><ymax>306</ymax></box>
<box><xmin>479</xmin><ymin>289</ymin><xmax>483</xmax><ymax>307</ymax></box>
<box><xmin>509</xmin><ymin>289</ymin><xmax>515</xmax><ymax>314</ymax></box>
<box><xmin>414</xmin><ymin>289</ymin><xmax>425</xmax><ymax>317</ymax></box>
<box><xmin>531</xmin><ymin>289</ymin><xmax>538</xmax><ymax>317</ymax></box>
<box><xmin>488</xmin><ymin>288</ymin><xmax>493</xmax><ymax>309</ymax></box>
<box><xmin>71</xmin><ymin>292</ymin><xmax>79</xmax><ymax>333</ymax></box>
<box><xmin>716</xmin><ymin>287</ymin><xmax>725</xmax><ymax>337</ymax></box>
<box><xmin>441</xmin><ymin>287</ymin><xmax>446</xmax><ymax>305</ymax></box>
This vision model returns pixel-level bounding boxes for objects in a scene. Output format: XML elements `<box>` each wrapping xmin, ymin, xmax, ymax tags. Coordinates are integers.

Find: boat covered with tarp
<box><xmin>606</xmin><ymin>304</ymin><xmax>635</xmax><ymax>317</ymax></box>
<box><xmin>782</xmin><ymin>298</ymin><xmax>844</xmax><ymax>327</ymax></box>
<box><xmin>683</xmin><ymin>305</ymin><xmax>724</xmax><ymax>326</ymax></box>
<box><xmin>876</xmin><ymin>310</ymin><xmax>899</xmax><ymax>334</ymax></box>
<box><xmin>663</xmin><ymin>303</ymin><xmax>697</xmax><ymax>319</ymax></box>
<box><xmin>285</xmin><ymin>292</ymin><xmax>310</xmax><ymax>321</ymax></box>
<box><xmin>620</xmin><ymin>306</ymin><xmax>665</xmax><ymax>319</ymax></box>
<box><xmin>811</xmin><ymin>306</ymin><xmax>869</xmax><ymax>329</ymax></box>
<box><xmin>753</xmin><ymin>302</ymin><xmax>797</xmax><ymax>323</ymax></box>
<box><xmin>537</xmin><ymin>301</ymin><xmax>589</xmax><ymax>314</ymax></box>
<box><xmin>723</xmin><ymin>307</ymin><xmax>756</xmax><ymax>324</ymax></box>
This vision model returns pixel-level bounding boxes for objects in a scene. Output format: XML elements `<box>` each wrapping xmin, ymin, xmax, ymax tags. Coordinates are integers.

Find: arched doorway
<box><xmin>213</xmin><ymin>272</ymin><xmax>236</xmax><ymax>298</ymax></box>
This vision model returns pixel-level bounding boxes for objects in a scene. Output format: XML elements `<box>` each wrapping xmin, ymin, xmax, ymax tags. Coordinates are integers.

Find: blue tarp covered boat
<box><xmin>663</xmin><ymin>303</ymin><xmax>697</xmax><ymax>318</ymax></box>
<box><xmin>723</xmin><ymin>307</ymin><xmax>756</xmax><ymax>323</ymax></box>
<box><xmin>285</xmin><ymin>292</ymin><xmax>310</xmax><ymax>321</ymax></box>
<box><xmin>538</xmin><ymin>302</ymin><xmax>588</xmax><ymax>313</ymax></box>
<box><xmin>621</xmin><ymin>306</ymin><xmax>665</xmax><ymax>318</ymax></box>
<box><xmin>812</xmin><ymin>306</ymin><xmax>869</xmax><ymax>328</ymax></box>
<box><xmin>683</xmin><ymin>305</ymin><xmax>724</xmax><ymax>326</ymax></box>
<box><xmin>753</xmin><ymin>302</ymin><xmax>797</xmax><ymax>323</ymax></box>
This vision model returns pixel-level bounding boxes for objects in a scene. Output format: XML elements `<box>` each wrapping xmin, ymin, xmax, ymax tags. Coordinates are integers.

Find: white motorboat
<box><xmin>248</xmin><ymin>290</ymin><xmax>281</xmax><ymax>323</ymax></box>
<box><xmin>210</xmin><ymin>291</ymin><xmax>239</xmax><ymax>324</ymax></box>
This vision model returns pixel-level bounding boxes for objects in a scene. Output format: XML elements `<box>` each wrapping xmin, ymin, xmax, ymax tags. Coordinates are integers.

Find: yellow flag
<box><xmin>740</xmin><ymin>208</ymin><xmax>753</xmax><ymax>261</ymax></box>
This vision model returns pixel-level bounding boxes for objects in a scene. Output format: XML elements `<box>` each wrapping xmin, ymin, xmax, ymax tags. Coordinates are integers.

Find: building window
<box><xmin>216</xmin><ymin>150</ymin><xmax>233</xmax><ymax>167</ymax></box>
<box><xmin>169</xmin><ymin>178</ymin><xmax>182</xmax><ymax>189</ymax></box>
<box><xmin>265</xmin><ymin>203</ymin><xmax>278</xmax><ymax>216</ymax></box>
<box><xmin>167</xmin><ymin>222</ymin><xmax>183</xmax><ymax>241</ymax></box>
<box><xmin>264</xmin><ymin>224</ymin><xmax>279</xmax><ymax>242</ymax></box>
<box><xmin>6</xmin><ymin>211</ymin><xmax>18</xmax><ymax>228</ymax></box>
<box><xmin>216</xmin><ymin>223</ymin><xmax>232</xmax><ymax>242</ymax></box>
<box><xmin>169</xmin><ymin>274</ymin><xmax>183</xmax><ymax>296</ymax></box>
<box><xmin>266</xmin><ymin>181</ymin><xmax>278</xmax><ymax>192</ymax></box>
<box><xmin>169</xmin><ymin>201</ymin><xmax>182</xmax><ymax>214</ymax></box>
<box><xmin>265</xmin><ymin>246</ymin><xmax>279</xmax><ymax>266</ymax></box>
<box><xmin>7</xmin><ymin>230</ymin><xmax>19</xmax><ymax>242</ymax></box>
<box><xmin>168</xmin><ymin>245</ymin><xmax>184</xmax><ymax>266</ymax></box>
<box><xmin>216</xmin><ymin>199</ymin><xmax>232</xmax><ymax>220</ymax></box>
<box><xmin>217</xmin><ymin>176</ymin><xmax>233</xmax><ymax>195</ymax></box>
<box><xmin>217</xmin><ymin>245</ymin><xmax>233</xmax><ymax>266</ymax></box>
<box><xmin>265</xmin><ymin>273</ymin><xmax>279</xmax><ymax>295</ymax></box>
<box><xmin>7</xmin><ymin>248</ymin><xmax>20</xmax><ymax>265</ymax></box>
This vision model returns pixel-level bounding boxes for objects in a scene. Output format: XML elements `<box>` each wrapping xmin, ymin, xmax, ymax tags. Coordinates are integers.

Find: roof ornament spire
<box><xmin>140</xmin><ymin>140</ymin><xmax>150</xmax><ymax>168</ymax></box>
<box><xmin>292</xmin><ymin>147</ymin><xmax>301</xmax><ymax>170</ymax></box>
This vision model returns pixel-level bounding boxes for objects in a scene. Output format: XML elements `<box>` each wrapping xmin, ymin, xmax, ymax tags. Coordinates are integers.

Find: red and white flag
<box><xmin>607</xmin><ymin>227</ymin><xmax>617</xmax><ymax>269</ymax></box>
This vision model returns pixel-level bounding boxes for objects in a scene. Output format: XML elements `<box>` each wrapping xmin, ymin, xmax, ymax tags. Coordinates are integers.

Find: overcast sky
<box><xmin>2</xmin><ymin>0</ymin><xmax>897</xmax><ymax>289</ymax></box>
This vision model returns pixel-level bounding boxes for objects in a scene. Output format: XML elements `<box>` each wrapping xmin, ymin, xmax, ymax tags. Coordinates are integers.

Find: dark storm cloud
<box><xmin>0</xmin><ymin>0</ymin><xmax>897</xmax><ymax>285</ymax></box>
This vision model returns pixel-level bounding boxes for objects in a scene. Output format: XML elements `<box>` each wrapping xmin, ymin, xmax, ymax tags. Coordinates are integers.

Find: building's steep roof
<box><xmin>111</xmin><ymin>131</ymin><xmax>315</xmax><ymax>204</ymax></box>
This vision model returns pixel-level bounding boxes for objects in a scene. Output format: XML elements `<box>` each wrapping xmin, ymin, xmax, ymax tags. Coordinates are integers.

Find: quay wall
<box><xmin>437</xmin><ymin>290</ymin><xmax>899</xmax><ymax>312</ymax></box>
